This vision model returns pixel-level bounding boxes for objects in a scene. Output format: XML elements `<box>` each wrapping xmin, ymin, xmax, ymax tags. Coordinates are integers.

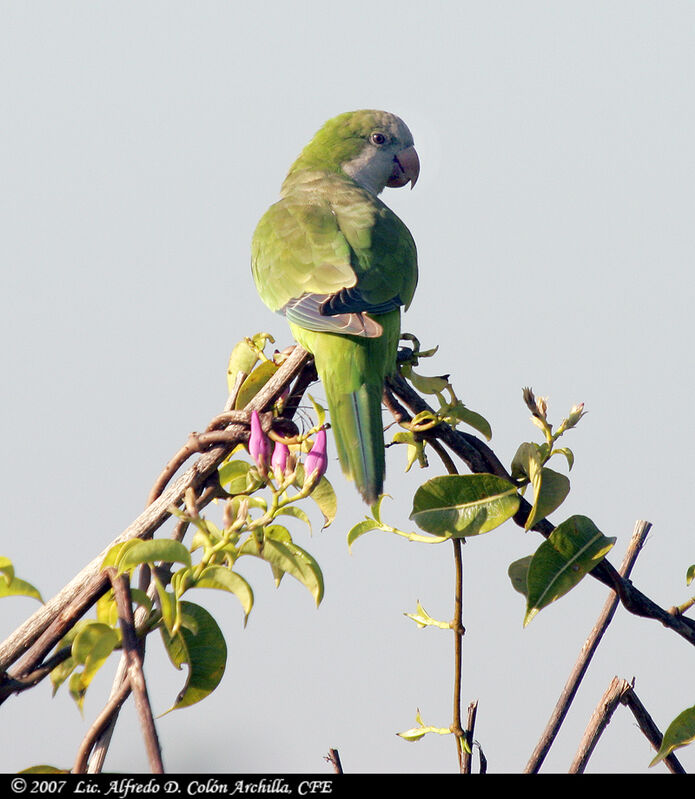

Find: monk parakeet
<box><xmin>251</xmin><ymin>110</ymin><xmax>419</xmax><ymax>503</ymax></box>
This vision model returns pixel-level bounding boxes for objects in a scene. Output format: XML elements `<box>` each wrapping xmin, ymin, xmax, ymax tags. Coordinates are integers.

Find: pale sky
<box><xmin>2</xmin><ymin>1</ymin><xmax>694</xmax><ymax>774</ymax></box>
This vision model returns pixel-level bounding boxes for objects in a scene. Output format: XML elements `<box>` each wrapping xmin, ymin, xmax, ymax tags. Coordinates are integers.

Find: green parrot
<box><xmin>251</xmin><ymin>110</ymin><xmax>420</xmax><ymax>503</ymax></box>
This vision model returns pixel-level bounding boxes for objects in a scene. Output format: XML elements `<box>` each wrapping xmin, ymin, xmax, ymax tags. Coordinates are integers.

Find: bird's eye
<box><xmin>370</xmin><ymin>132</ymin><xmax>387</xmax><ymax>146</ymax></box>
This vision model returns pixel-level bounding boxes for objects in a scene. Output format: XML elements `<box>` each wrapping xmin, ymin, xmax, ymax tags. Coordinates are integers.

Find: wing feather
<box><xmin>251</xmin><ymin>171</ymin><xmax>417</xmax><ymax>330</ymax></box>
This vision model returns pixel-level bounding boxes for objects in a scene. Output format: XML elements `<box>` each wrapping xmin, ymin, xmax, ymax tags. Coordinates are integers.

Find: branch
<box><xmin>385</xmin><ymin>372</ymin><xmax>695</xmax><ymax>647</ymax></box>
<box><xmin>620</xmin><ymin>685</ymin><xmax>686</xmax><ymax>774</ymax></box>
<box><xmin>427</xmin><ymin>437</ymin><xmax>468</xmax><ymax>773</ymax></box>
<box><xmin>524</xmin><ymin>520</ymin><xmax>651</xmax><ymax>773</ymax></box>
<box><xmin>73</xmin><ymin>678</ymin><xmax>132</xmax><ymax>774</ymax></box>
<box><xmin>85</xmin><ymin>519</ymin><xmax>190</xmax><ymax>773</ymax></box>
<box><xmin>569</xmin><ymin>677</ymin><xmax>686</xmax><ymax>774</ymax></box>
<box><xmin>461</xmin><ymin>700</ymin><xmax>479</xmax><ymax>774</ymax></box>
<box><xmin>325</xmin><ymin>748</ymin><xmax>343</xmax><ymax>774</ymax></box>
<box><xmin>106</xmin><ymin>568</ymin><xmax>163</xmax><ymax>774</ymax></box>
<box><xmin>569</xmin><ymin>676</ymin><xmax>632</xmax><ymax>773</ymax></box>
<box><xmin>0</xmin><ymin>346</ymin><xmax>312</xmax><ymax>685</ymax></box>
<box><xmin>451</xmin><ymin>537</ymin><xmax>466</xmax><ymax>773</ymax></box>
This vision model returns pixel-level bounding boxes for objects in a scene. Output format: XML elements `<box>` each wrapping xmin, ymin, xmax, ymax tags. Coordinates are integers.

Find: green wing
<box><xmin>251</xmin><ymin>171</ymin><xmax>417</xmax><ymax>320</ymax></box>
<box><xmin>251</xmin><ymin>193</ymin><xmax>355</xmax><ymax>313</ymax></box>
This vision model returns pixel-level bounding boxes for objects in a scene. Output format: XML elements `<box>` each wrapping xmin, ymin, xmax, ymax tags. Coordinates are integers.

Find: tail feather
<box><xmin>329</xmin><ymin>382</ymin><xmax>384</xmax><ymax>504</ymax></box>
<box><xmin>290</xmin><ymin>311</ymin><xmax>400</xmax><ymax>504</ymax></box>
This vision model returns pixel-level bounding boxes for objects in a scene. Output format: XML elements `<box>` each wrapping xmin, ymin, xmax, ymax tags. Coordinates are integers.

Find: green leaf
<box><xmin>370</xmin><ymin>495</ymin><xmax>386</xmax><ymax>524</ymax></box>
<box><xmin>275</xmin><ymin>505</ymin><xmax>313</xmax><ymax>533</ymax></box>
<box><xmin>405</xmin><ymin>367</ymin><xmax>450</xmax><ymax>395</ymax></box>
<box><xmin>687</xmin><ymin>565</ymin><xmax>695</xmax><ymax>586</ymax></box>
<box><xmin>193</xmin><ymin>565</ymin><xmax>254</xmax><ymax>624</ymax></box>
<box><xmin>19</xmin><ymin>766</ymin><xmax>70</xmax><ymax>774</ymax></box>
<box><xmin>296</xmin><ymin>464</ymin><xmax>336</xmax><ymax>529</ymax></box>
<box><xmin>347</xmin><ymin>519</ymin><xmax>382</xmax><ymax>550</ymax></box>
<box><xmin>190</xmin><ymin>526</ymin><xmax>216</xmax><ymax>553</ymax></box>
<box><xmin>227</xmin><ymin>338</ymin><xmax>261</xmax><ymax>393</ymax></box>
<box><xmin>117</xmin><ymin>539</ymin><xmax>192</xmax><ymax>573</ymax></box>
<box><xmin>525</xmin><ymin>467</ymin><xmax>571</xmax><ymax>530</ymax></box>
<box><xmin>409</xmin><ymin>409</ymin><xmax>439</xmax><ymax>430</ymax></box>
<box><xmin>392</xmin><ymin>430</ymin><xmax>426</xmax><ymax>471</ymax></box>
<box><xmin>404</xmin><ymin>600</ymin><xmax>451</xmax><ymax>630</ymax></box>
<box><xmin>51</xmin><ymin>619</ymin><xmax>93</xmax><ymax>694</ymax></box>
<box><xmin>50</xmin><ymin>655</ymin><xmax>76</xmax><ymax>694</ymax></box>
<box><xmin>218</xmin><ymin>459</ymin><xmax>252</xmax><ymax>494</ymax></box>
<box><xmin>69</xmin><ymin>622</ymin><xmax>120</xmax><ymax>710</ymax></box>
<box><xmin>511</xmin><ymin>441</ymin><xmax>542</xmax><ymax>482</ymax></box>
<box><xmin>410</xmin><ymin>474</ymin><xmax>520</xmax><ymax>538</ymax></box>
<box><xmin>51</xmin><ymin>618</ymin><xmax>104</xmax><ymax>695</ymax></box>
<box><xmin>262</xmin><ymin>527</ymin><xmax>295</xmax><ymax>587</ymax></box>
<box><xmin>96</xmin><ymin>590</ymin><xmax>118</xmax><ymax>627</ymax></box>
<box><xmin>0</xmin><ymin>556</ymin><xmax>43</xmax><ymax>602</ymax></box>
<box><xmin>265</xmin><ymin>523</ymin><xmax>292</xmax><ymax>542</ymax></box>
<box><xmin>397</xmin><ymin>708</ymin><xmax>451</xmax><ymax>741</ymax></box>
<box><xmin>102</xmin><ymin>540</ymin><xmax>136</xmax><ymax>570</ymax></box>
<box><xmin>239</xmin><ymin>536</ymin><xmax>324</xmax><ymax>606</ymax></box>
<box><xmin>551</xmin><ymin>446</ymin><xmax>575</xmax><ymax>471</ymax></box>
<box><xmin>446</xmin><ymin>404</ymin><xmax>492</xmax><ymax>441</ymax></box>
<box><xmin>71</xmin><ymin>622</ymin><xmax>119</xmax><ymax>666</ymax></box>
<box><xmin>155</xmin><ymin>579</ymin><xmax>179</xmax><ymax>635</ymax></box>
<box><xmin>524</xmin><ymin>515</ymin><xmax>616</xmax><ymax>625</ymax></box>
<box><xmin>0</xmin><ymin>556</ymin><xmax>14</xmax><ymax>583</ymax></box>
<box><xmin>0</xmin><ymin>575</ymin><xmax>43</xmax><ymax>603</ymax></box>
<box><xmin>397</xmin><ymin>726</ymin><xmax>428</xmax><ymax>742</ymax></box>
<box><xmin>160</xmin><ymin>601</ymin><xmax>227</xmax><ymax>711</ymax></box>
<box><xmin>307</xmin><ymin>394</ymin><xmax>327</xmax><ymax>427</ymax></box>
<box><xmin>650</xmin><ymin>704</ymin><xmax>695</xmax><ymax>766</ymax></box>
<box><xmin>171</xmin><ymin>566</ymin><xmax>195</xmax><ymax>600</ymax></box>
<box><xmin>234</xmin><ymin>359</ymin><xmax>278</xmax><ymax>409</ymax></box>
<box><xmin>96</xmin><ymin>588</ymin><xmax>153</xmax><ymax>628</ymax></box>
<box><xmin>507</xmin><ymin>556</ymin><xmax>533</xmax><ymax>597</ymax></box>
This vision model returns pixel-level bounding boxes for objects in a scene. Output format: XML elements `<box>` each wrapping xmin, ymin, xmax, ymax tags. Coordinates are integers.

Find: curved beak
<box><xmin>387</xmin><ymin>145</ymin><xmax>420</xmax><ymax>189</ymax></box>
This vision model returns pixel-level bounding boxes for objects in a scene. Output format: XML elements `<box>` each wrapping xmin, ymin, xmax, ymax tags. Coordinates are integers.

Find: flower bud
<box><xmin>566</xmin><ymin>402</ymin><xmax>586</xmax><ymax>428</ymax></box>
<box><xmin>271</xmin><ymin>440</ymin><xmax>290</xmax><ymax>478</ymax></box>
<box><xmin>303</xmin><ymin>428</ymin><xmax>327</xmax><ymax>486</ymax></box>
<box><xmin>248</xmin><ymin>410</ymin><xmax>269</xmax><ymax>473</ymax></box>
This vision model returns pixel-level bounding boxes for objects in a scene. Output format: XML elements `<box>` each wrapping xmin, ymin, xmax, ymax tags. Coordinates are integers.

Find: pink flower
<box><xmin>271</xmin><ymin>440</ymin><xmax>290</xmax><ymax>477</ymax></box>
<box><xmin>248</xmin><ymin>410</ymin><xmax>269</xmax><ymax>472</ymax></box>
<box><xmin>304</xmin><ymin>428</ymin><xmax>327</xmax><ymax>484</ymax></box>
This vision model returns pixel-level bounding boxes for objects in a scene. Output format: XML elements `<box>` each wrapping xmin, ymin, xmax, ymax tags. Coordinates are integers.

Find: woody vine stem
<box><xmin>2</xmin><ymin>342</ymin><xmax>695</xmax><ymax>771</ymax></box>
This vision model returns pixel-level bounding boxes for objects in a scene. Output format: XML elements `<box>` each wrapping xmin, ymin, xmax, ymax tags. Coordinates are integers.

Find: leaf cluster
<box><xmin>42</xmin><ymin>337</ymin><xmax>337</xmax><ymax>717</ymax></box>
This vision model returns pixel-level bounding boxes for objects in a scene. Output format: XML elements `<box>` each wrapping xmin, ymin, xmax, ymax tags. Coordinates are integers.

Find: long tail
<box><xmin>324</xmin><ymin>376</ymin><xmax>385</xmax><ymax>504</ymax></box>
<box><xmin>291</xmin><ymin>313</ymin><xmax>399</xmax><ymax>504</ymax></box>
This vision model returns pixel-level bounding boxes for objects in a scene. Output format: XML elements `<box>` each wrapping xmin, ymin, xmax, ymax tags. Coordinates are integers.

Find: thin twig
<box><xmin>525</xmin><ymin>520</ymin><xmax>652</xmax><ymax>773</ymax></box>
<box><xmin>224</xmin><ymin>371</ymin><xmax>246</xmax><ymax>412</ymax></box>
<box><xmin>427</xmin><ymin>438</ymin><xmax>468</xmax><ymax>772</ymax></box>
<box><xmin>73</xmin><ymin>678</ymin><xmax>133</xmax><ymax>774</ymax></box>
<box><xmin>325</xmin><ymin>748</ymin><xmax>343</xmax><ymax>774</ymax></box>
<box><xmin>620</xmin><ymin>684</ymin><xmax>686</xmax><ymax>774</ymax></box>
<box><xmin>0</xmin><ymin>646</ymin><xmax>72</xmax><ymax>700</ymax></box>
<box><xmin>462</xmin><ymin>700</ymin><xmax>478</xmax><ymax>774</ymax></box>
<box><xmin>569</xmin><ymin>676</ymin><xmax>631</xmax><ymax>772</ymax></box>
<box><xmin>451</xmin><ymin>537</ymin><xmax>466</xmax><ymax>773</ymax></box>
<box><xmin>107</xmin><ymin>568</ymin><xmax>164</xmax><ymax>773</ymax></box>
<box><xmin>86</xmin><ymin>518</ymin><xmax>190</xmax><ymax>774</ymax></box>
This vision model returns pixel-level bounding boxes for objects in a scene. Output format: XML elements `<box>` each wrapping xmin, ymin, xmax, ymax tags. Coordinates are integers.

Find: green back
<box><xmin>252</xmin><ymin>171</ymin><xmax>416</xmax><ymax>314</ymax></box>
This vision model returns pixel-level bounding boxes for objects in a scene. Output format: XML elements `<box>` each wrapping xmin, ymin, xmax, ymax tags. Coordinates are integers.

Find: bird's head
<box><xmin>287</xmin><ymin>109</ymin><xmax>420</xmax><ymax>196</ymax></box>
